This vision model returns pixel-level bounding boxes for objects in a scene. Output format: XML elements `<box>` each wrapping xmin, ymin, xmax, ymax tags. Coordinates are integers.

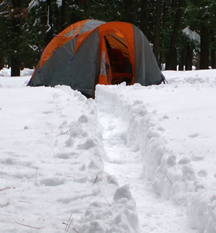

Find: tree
<box><xmin>153</xmin><ymin>0</ymin><xmax>161</xmax><ymax>65</ymax></box>
<box><xmin>123</xmin><ymin>0</ymin><xmax>134</xmax><ymax>24</ymax></box>
<box><xmin>10</xmin><ymin>0</ymin><xmax>22</xmax><ymax>76</ymax></box>
<box><xmin>186</xmin><ymin>0</ymin><xmax>216</xmax><ymax>69</ymax></box>
<box><xmin>140</xmin><ymin>0</ymin><xmax>148</xmax><ymax>37</ymax></box>
<box><xmin>166</xmin><ymin>0</ymin><xmax>186</xmax><ymax>70</ymax></box>
<box><xmin>0</xmin><ymin>0</ymin><xmax>215</xmax><ymax>72</ymax></box>
<box><xmin>0</xmin><ymin>0</ymin><xmax>30</xmax><ymax>75</ymax></box>
<box><xmin>210</xmin><ymin>30</ymin><xmax>216</xmax><ymax>68</ymax></box>
<box><xmin>200</xmin><ymin>23</ymin><xmax>209</xmax><ymax>69</ymax></box>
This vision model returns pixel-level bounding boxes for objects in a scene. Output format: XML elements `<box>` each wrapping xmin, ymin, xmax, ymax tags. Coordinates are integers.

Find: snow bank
<box><xmin>0</xmin><ymin>74</ymin><xmax>138</xmax><ymax>232</ymax></box>
<box><xmin>95</xmin><ymin>70</ymin><xmax>216</xmax><ymax>233</ymax></box>
<box><xmin>0</xmin><ymin>67</ymin><xmax>33</xmax><ymax>78</ymax></box>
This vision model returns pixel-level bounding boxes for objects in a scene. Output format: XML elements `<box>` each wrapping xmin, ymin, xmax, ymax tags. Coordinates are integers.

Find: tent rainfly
<box><xmin>28</xmin><ymin>19</ymin><xmax>164</xmax><ymax>98</ymax></box>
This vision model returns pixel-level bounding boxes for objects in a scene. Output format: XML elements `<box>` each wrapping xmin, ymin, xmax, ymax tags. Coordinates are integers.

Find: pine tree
<box><xmin>0</xmin><ymin>0</ymin><xmax>31</xmax><ymax>76</ymax></box>
<box><xmin>165</xmin><ymin>0</ymin><xmax>186</xmax><ymax>70</ymax></box>
<box><xmin>153</xmin><ymin>0</ymin><xmax>161</xmax><ymax>65</ymax></box>
<box><xmin>186</xmin><ymin>0</ymin><xmax>216</xmax><ymax>69</ymax></box>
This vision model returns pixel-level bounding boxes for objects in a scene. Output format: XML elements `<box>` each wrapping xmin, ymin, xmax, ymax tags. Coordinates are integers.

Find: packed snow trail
<box><xmin>96</xmin><ymin>86</ymin><xmax>196</xmax><ymax>233</ymax></box>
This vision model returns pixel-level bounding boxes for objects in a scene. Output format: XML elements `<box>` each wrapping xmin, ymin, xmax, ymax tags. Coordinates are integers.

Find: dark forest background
<box><xmin>0</xmin><ymin>0</ymin><xmax>216</xmax><ymax>76</ymax></box>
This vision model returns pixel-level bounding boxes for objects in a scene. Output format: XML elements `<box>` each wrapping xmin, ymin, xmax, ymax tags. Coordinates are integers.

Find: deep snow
<box><xmin>0</xmin><ymin>68</ymin><xmax>216</xmax><ymax>233</ymax></box>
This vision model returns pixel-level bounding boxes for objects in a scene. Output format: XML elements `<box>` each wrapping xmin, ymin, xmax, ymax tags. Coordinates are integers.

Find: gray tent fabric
<box><xmin>80</xmin><ymin>20</ymin><xmax>105</xmax><ymax>34</ymax></box>
<box><xmin>133</xmin><ymin>25</ymin><xmax>162</xmax><ymax>85</ymax></box>
<box><xmin>31</xmin><ymin>30</ymin><xmax>101</xmax><ymax>98</ymax></box>
<box><xmin>31</xmin><ymin>36</ymin><xmax>78</xmax><ymax>87</ymax></box>
<box><xmin>28</xmin><ymin>20</ymin><xmax>164</xmax><ymax>98</ymax></box>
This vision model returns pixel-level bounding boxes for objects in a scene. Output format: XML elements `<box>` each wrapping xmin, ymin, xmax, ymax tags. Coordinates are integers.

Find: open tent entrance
<box><xmin>104</xmin><ymin>33</ymin><xmax>133</xmax><ymax>85</ymax></box>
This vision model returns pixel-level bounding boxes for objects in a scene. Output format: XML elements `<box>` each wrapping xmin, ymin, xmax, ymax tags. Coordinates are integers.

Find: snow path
<box><xmin>97</xmin><ymin>105</ymin><xmax>196</xmax><ymax>233</ymax></box>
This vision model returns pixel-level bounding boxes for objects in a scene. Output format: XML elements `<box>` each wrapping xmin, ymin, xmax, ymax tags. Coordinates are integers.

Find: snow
<box><xmin>0</xmin><ymin>68</ymin><xmax>216</xmax><ymax>233</ymax></box>
<box><xmin>56</xmin><ymin>0</ymin><xmax>62</xmax><ymax>7</ymax></box>
<box><xmin>28</xmin><ymin>0</ymin><xmax>62</xmax><ymax>10</ymax></box>
<box><xmin>28</xmin><ymin>0</ymin><xmax>40</xmax><ymax>10</ymax></box>
<box><xmin>182</xmin><ymin>27</ymin><xmax>200</xmax><ymax>43</ymax></box>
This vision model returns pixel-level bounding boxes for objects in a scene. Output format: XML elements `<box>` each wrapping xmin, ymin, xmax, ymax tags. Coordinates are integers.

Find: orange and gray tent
<box><xmin>28</xmin><ymin>19</ymin><xmax>164</xmax><ymax>98</ymax></box>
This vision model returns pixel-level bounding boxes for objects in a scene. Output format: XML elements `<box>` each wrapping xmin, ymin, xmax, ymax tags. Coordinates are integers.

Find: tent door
<box><xmin>104</xmin><ymin>35</ymin><xmax>132</xmax><ymax>85</ymax></box>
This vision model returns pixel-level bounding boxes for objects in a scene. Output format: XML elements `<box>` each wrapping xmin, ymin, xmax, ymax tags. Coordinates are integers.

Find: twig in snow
<box><xmin>0</xmin><ymin>187</ymin><xmax>11</xmax><ymax>192</ymax></box>
<box><xmin>65</xmin><ymin>213</ymin><xmax>73</xmax><ymax>232</ymax></box>
<box><xmin>92</xmin><ymin>172</ymin><xmax>106</xmax><ymax>186</ymax></box>
<box><xmin>14</xmin><ymin>222</ymin><xmax>40</xmax><ymax>230</ymax></box>
<box><xmin>73</xmin><ymin>228</ymin><xmax>79</xmax><ymax>233</ymax></box>
<box><xmin>92</xmin><ymin>174</ymin><xmax>98</xmax><ymax>186</ymax></box>
<box><xmin>103</xmin><ymin>195</ymin><xmax>111</xmax><ymax>207</ymax></box>
<box><xmin>56</xmin><ymin>130</ymin><xmax>69</xmax><ymax>137</ymax></box>
<box><xmin>6</xmin><ymin>200</ymin><xmax>9</xmax><ymax>207</ymax></box>
<box><xmin>166</xmin><ymin>175</ymin><xmax>173</xmax><ymax>185</ymax></box>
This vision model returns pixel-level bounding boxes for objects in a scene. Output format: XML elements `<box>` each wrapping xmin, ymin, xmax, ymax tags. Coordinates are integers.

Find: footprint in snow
<box><xmin>192</xmin><ymin>156</ymin><xmax>204</xmax><ymax>161</ymax></box>
<box><xmin>163</xmin><ymin>115</ymin><xmax>169</xmax><ymax>119</ymax></box>
<box><xmin>54</xmin><ymin>152</ymin><xmax>78</xmax><ymax>159</ymax></box>
<box><xmin>77</xmin><ymin>139</ymin><xmax>96</xmax><ymax>150</ymax></box>
<box><xmin>188</xmin><ymin>133</ymin><xmax>199</xmax><ymax>138</ymax></box>
<box><xmin>52</xmin><ymin>93</ymin><xmax>60</xmax><ymax>99</ymax></box>
<box><xmin>78</xmin><ymin>114</ymin><xmax>88</xmax><ymax>123</ymax></box>
<box><xmin>40</xmin><ymin>178</ymin><xmax>65</xmax><ymax>186</ymax></box>
<box><xmin>178</xmin><ymin>157</ymin><xmax>191</xmax><ymax>165</ymax></box>
<box><xmin>197</xmin><ymin>170</ymin><xmax>207</xmax><ymax>177</ymax></box>
<box><xmin>42</xmin><ymin>111</ymin><xmax>53</xmax><ymax>114</ymax></box>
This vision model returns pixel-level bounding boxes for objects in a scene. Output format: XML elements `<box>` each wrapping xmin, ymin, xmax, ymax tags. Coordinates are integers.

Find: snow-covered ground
<box><xmin>0</xmin><ymin>68</ymin><xmax>216</xmax><ymax>233</ymax></box>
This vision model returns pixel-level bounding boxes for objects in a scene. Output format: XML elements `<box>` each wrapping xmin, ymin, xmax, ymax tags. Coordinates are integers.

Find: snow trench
<box><xmin>95</xmin><ymin>83</ymin><xmax>216</xmax><ymax>233</ymax></box>
<box><xmin>51</xmin><ymin>87</ymin><xmax>140</xmax><ymax>233</ymax></box>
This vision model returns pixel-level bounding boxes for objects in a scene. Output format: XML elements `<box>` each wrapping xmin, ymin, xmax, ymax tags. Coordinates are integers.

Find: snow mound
<box><xmin>76</xmin><ymin>185</ymin><xmax>138</xmax><ymax>233</ymax></box>
<box><xmin>0</xmin><ymin>81</ymin><xmax>138</xmax><ymax>232</ymax></box>
<box><xmin>95</xmin><ymin>72</ymin><xmax>216</xmax><ymax>233</ymax></box>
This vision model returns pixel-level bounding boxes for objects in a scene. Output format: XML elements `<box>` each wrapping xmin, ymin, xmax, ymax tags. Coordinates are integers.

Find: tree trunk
<box><xmin>200</xmin><ymin>23</ymin><xmax>209</xmax><ymax>69</ymax></box>
<box><xmin>140</xmin><ymin>0</ymin><xmax>148</xmax><ymax>36</ymax></box>
<box><xmin>0</xmin><ymin>51</ymin><xmax>4</xmax><ymax>70</ymax></box>
<box><xmin>61</xmin><ymin>0</ymin><xmax>68</xmax><ymax>30</ymax></box>
<box><xmin>153</xmin><ymin>0</ymin><xmax>161</xmax><ymax>65</ymax></box>
<box><xmin>179</xmin><ymin>46</ymin><xmax>186</xmax><ymax>71</ymax></box>
<box><xmin>211</xmin><ymin>49</ymin><xmax>216</xmax><ymax>68</ymax></box>
<box><xmin>76</xmin><ymin>0</ymin><xmax>89</xmax><ymax>18</ymax></box>
<box><xmin>186</xmin><ymin>45</ymin><xmax>193</xmax><ymax>70</ymax></box>
<box><xmin>160</xmin><ymin>1</ymin><xmax>169</xmax><ymax>66</ymax></box>
<box><xmin>210</xmin><ymin>31</ymin><xmax>216</xmax><ymax>68</ymax></box>
<box><xmin>124</xmin><ymin>0</ymin><xmax>134</xmax><ymax>24</ymax></box>
<box><xmin>166</xmin><ymin>7</ymin><xmax>182</xmax><ymax>70</ymax></box>
<box><xmin>11</xmin><ymin>0</ymin><xmax>21</xmax><ymax>76</ymax></box>
<box><xmin>11</xmin><ymin>57</ymin><xmax>20</xmax><ymax>76</ymax></box>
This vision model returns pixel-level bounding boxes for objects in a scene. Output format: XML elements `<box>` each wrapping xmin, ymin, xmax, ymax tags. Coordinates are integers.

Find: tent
<box><xmin>28</xmin><ymin>19</ymin><xmax>164</xmax><ymax>98</ymax></box>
